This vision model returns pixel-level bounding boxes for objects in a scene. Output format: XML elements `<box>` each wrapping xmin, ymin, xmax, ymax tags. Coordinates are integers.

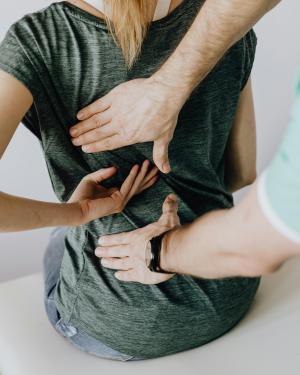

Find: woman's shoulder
<box><xmin>5</xmin><ymin>2</ymin><xmax>64</xmax><ymax>42</ymax></box>
<box><xmin>0</xmin><ymin>3</ymin><xmax>63</xmax><ymax>101</ymax></box>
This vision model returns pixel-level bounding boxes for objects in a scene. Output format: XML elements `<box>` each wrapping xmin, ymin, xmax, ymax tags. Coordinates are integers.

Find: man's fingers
<box><xmin>162</xmin><ymin>194</ymin><xmax>178</xmax><ymax>214</ymax></box>
<box><xmin>95</xmin><ymin>245</ymin><xmax>129</xmax><ymax>258</ymax></box>
<box><xmin>77</xmin><ymin>96</ymin><xmax>111</xmax><ymax>120</ymax></box>
<box><xmin>98</xmin><ymin>230</ymin><xmax>138</xmax><ymax>246</ymax></box>
<box><xmin>71</xmin><ymin>125</ymin><xmax>117</xmax><ymax>147</ymax></box>
<box><xmin>70</xmin><ymin>111</ymin><xmax>112</xmax><ymax>138</ymax></box>
<box><xmin>81</xmin><ymin>134</ymin><xmax>126</xmax><ymax>153</ymax></box>
<box><xmin>160</xmin><ymin>194</ymin><xmax>180</xmax><ymax>227</ymax></box>
<box><xmin>153</xmin><ymin>133</ymin><xmax>171</xmax><ymax>174</ymax></box>
<box><xmin>101</xmin><ymin>257</ymin><xmax>132</xmax><ymax>270</ymax></box>
<box><xmin>114</xmin><ymin>270</ymin><xmax>138</xmax><ymax>282</ymax></box>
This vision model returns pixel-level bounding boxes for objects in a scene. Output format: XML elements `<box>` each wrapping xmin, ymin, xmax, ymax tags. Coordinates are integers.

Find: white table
<box><xmin>1</xmin><ymin>258</ymin><xmax>300</xmax><ymax>375</ymax></box>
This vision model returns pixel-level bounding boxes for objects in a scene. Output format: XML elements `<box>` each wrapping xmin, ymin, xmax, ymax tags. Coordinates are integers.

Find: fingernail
<box><xmin>162</xmin><ymin>163</ymin><xmax>170</xmax><ymax>173</ymax></box>
<box><xmin>82</xmin><ymin>145</ymin><xmax>90</xmax><ymax>152</ymax></box>
<box><xmin>98</xmin><ymin>237</ymin><xmax>103</xmax><ymax>245</ymax></box>
<box><xmin>72</xmin><ymin>138</ymin><xmax>80</xmax><ymax>146</ymax></box>
<box><xmin>70</xmin><ymin>128</ymin><xmax>78</xmax><ymax>136</ymax></box>
<box><xmin>77</xmin><ymin>111</ymin><xmax>84</xmax><ymax>119</ymax></box>
<box><xmin>95</xmin><ymin>248</ymin><xmax>102</xmax><ymax>256</ymax></box>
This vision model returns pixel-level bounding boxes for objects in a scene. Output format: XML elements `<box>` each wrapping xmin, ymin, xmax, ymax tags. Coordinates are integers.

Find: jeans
<box><xmin>43</xmin><ymin>226</ymin><xmax>142</xmax><ymax>361</ymax></box>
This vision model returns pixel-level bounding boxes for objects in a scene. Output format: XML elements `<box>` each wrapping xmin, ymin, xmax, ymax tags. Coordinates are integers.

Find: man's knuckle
<box><xmin>104</xmin><ymin>138</ymin><xmax>112</xmax><ymax>149</ymax></box>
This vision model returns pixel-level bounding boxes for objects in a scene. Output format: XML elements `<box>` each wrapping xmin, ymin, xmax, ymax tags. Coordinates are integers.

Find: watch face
<box><xmin>144</xmin><ymin>240</ymin><xmax>152</xmax><ymax>268</ymax></box>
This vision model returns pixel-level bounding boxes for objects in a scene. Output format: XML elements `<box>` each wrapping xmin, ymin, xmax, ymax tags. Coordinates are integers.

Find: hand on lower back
<box><xmin>95</xmin><ymin>194</ymin><xmax>181</xmax><ymax>284</ymax></box>
<box><xmin>69</xmin><ymin>77</ymin><xmax>186</xmax><ymax>174</ymax></box>
<box><xmin>68</xmin><ymin>160</ymin><xmax>158</xmax><ymax>225</ymax></box>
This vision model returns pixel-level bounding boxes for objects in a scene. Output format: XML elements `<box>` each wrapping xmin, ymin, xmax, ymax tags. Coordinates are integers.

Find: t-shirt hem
<box><xmin>0</xmin><ymin>61</ymin><xmax>42</xmax><ymax>101</ymax></box>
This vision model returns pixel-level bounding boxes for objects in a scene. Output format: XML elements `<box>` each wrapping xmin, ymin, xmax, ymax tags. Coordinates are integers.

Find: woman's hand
<box><xmin>94</xmin><ymin>194</ymin><xmax>180</xmax><ymax>284</ymax></box>
<box><xmin>69</xmin><ymin>77</ymin><xmax>187</xmax><ymax>174</ymax></box>
<box><xmin>68</xmin><ymin>160</ymin><xmax>158</xmax><ymax>225</ymax></box>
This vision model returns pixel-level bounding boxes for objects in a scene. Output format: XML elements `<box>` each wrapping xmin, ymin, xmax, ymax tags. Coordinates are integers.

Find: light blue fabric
<box><xmin>263</xmin><ymin>71</ymin><xmax>300</xmax><ymax>239</ymax></box>
<box><xmin>42</xmin><ymin>227</ymin><xmax>143</xmax><ymax>361</ymax></box>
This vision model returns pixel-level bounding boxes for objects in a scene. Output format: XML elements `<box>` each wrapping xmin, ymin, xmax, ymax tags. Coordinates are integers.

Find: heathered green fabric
<box><xmin>0</xmin><ymin>1</ymin><xmax>260</xmax><ymax>359</ymax></box>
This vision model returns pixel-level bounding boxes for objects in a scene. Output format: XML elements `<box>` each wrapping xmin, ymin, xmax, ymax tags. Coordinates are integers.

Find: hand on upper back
<box><xmin>0</xmin><ymin>70</ymin><xmax>33</xmax><ymax>158</ymax></box>
<box><xmin>68</xmin><ymin>160</ymin><xmax>159</xmax><ymax>225</ymax></box>
<box><xmin>69</xmin><ymin>77</ymin><xmax>186</xmax><ymax>174</ymax></box>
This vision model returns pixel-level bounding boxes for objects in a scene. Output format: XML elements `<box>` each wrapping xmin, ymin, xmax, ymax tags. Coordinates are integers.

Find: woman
<box><xmin>0</xmin><ymin>0</ymin><xmax>258</xmax><ymax>361</ymax></box>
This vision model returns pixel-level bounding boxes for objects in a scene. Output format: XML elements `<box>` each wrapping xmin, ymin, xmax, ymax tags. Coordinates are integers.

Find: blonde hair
<box><xmin>103</xmin><ymin>0</ymin><xmax>152</xmax><ymax>69</ymax></box>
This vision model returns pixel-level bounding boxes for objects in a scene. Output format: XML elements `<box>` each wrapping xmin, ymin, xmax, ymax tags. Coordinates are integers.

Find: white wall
<box><xmin>0</xmin><ymin>1</ymin><xmax>300</xmax><ymax>282</ymax></box>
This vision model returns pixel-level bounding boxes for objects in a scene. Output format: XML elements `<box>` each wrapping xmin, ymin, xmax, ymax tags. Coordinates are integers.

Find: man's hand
<box><xmin>68</xmin><ymin>160</ymin><xmax>158</xmax><ymax>225</ymax></box>
<box><xmin>94</xmin><ymin>194</ymin><xmax>180</xmax><ymax>284</ymax></box>
<box><xmin>69</xmin><ymin>78</ymin><xmax>187</xmax><ymax>174</ymax></box>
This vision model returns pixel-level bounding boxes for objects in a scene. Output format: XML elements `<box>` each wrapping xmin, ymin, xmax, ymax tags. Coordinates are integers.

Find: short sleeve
<box><xmin>257</xmin><ymin>71</ymin><xmax>300</xmax><ymax>244</ymax></box>
<box><xmin>240</xmin><ymin>29</ymin><xmax>257</xmax><ymax>91</ymax></box>
<box><xmin>0</xmin><ymin>27</ymin><xmax>42</xmax><ymax>99</ymax></box>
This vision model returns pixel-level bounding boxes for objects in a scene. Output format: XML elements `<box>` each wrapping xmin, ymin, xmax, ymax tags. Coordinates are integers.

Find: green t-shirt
<box><xmin>258</xmin><ymin>72</ymin><xmax>300</xmax><ymax>244</ymax></box>
<box><xmin>0</xmin><ymin>1</ymin><xmax>259</xmax><ymax>359</ymax></box>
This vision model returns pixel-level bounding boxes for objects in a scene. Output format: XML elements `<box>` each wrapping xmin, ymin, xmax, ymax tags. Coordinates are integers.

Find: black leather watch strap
<box><xmin>148</xmin><ymin>232</ymin><xmax>173</xmax><ymax>274</ymax></box>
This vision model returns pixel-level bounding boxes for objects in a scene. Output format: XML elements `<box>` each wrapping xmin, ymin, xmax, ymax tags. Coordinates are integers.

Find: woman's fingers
<box><xmin>94</xmin><ymin>186</ymin><xmax>119</xmax><ymax>199</ymax></box>
<box><xmin>84</xmin><ymin>167</ymin><xmax>117</xmax><ymax>184</ymax></box>
<box><xmin>138</xmin><ymin>175</ymin><xmax>159</xmax><ymax>193</ymax></box>
<box><xmin>124</xmin><ymin>160</ymin><xmax>151</xmax><ymax>200</ymax></box>
<box><xmin>119</xmin><ymin>164</ymin><xmax>140</xmax><ymax>197</ymax></box>
<box><xmin>141</xmin><ymin>165</ymin><xmax>159</xmax><ymax>185</ymax></box>
<box><xmin>137</xmin><ymin>165</ymin><xmax>159</xmax><ymax>193</ymax></box>
<box><xmin>95</xmin><ymin>245</ymin><xmax>129</xmax><ymax>258</ymax></box>
<box><xmin>76</xmin><ymin>95</ymin><xmax>111</xmax><ymax>121</ymax></box>
<box><xmin>70</xmin><ymin>110</ymin><xmax>112</xmax><ymax>138</ymax></box>
<box><xmin>101</xmin><ymin>256</ymin><xmax>132</xmax><ymax>270</ymax></box>
<box><xmin>123</xmin><ymin>161</ymin><xmax>159</xmax><ymax>202</ymax></box>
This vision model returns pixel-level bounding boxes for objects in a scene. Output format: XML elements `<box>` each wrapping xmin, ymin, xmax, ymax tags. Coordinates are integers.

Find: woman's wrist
<box><xmin>37</xmin><ymin>201</ymin><xmax>84</xmax><ymax>228</ymax></box>
<box><xmin>63</xmin><ymin>201</ymin><xmax>86</xmax><ymax>227</ymax></box>
<box><xmin>0</xmin><ymin>190</ymin><xmax>84</xmax><ymax>232</ymax></box>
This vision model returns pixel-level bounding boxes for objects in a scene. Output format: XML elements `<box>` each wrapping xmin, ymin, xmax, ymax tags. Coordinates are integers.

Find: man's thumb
<box><xmin>159</xmin><ymin>194</ymin><xmax>180</xmax><ymax>227</ymax></box>
<box><xmin>162</xmin><ymin>194</ymin><xmax>178</xmax><ymax>215</ymax></box>
<box><xmin>153</xmin><ymin>135</ymin><xmax>171</xmax><ymax>174</ymax></box>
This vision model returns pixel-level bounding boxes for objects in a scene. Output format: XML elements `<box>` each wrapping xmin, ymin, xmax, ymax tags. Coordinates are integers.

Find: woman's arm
<box><xmin>224</xmin><ymin>78</ymin><xmax>257</xmax><ymax>193</ymax></box>
<box><xmin>0</xmin><ymin>71</ymin><xmax>82</xmax><ymax>230</ymax></box>
<box><xmin>0</xmin><ymin>70</ymin><xmax>32</xmax><ymax>157</ymax></box>
<box><xmin>0</xmin><ymin>70</ymin><xmax>158</xmax><ymax>232</ymax></box>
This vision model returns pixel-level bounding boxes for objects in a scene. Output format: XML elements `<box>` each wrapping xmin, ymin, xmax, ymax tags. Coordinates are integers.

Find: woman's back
<box><xmin>0</xmin><ymin>0</ymin><xmax>259</xmax><ymax>358</ymax></box>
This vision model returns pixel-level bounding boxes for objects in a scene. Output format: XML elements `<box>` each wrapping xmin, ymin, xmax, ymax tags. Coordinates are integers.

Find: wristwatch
<box><xmin>145</xmin><ymin>232</ymin><xmax>173</xmax><ymax>274</ymax></box>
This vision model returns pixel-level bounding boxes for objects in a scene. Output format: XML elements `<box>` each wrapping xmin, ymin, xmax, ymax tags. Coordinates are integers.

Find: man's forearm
<box><xmin>153</xmin><ymin>0</ymin><xmax>281</xmax><ymax>99</ymax></box>
<box><xmin>160</xmin><ymin>181</ymin><xmax>300</xmax><ymax>279</ymax></box>
<box><xmin>0</xmin><ymin>191</ymin><xmax>80</xmax><ymax>232</ymax></box>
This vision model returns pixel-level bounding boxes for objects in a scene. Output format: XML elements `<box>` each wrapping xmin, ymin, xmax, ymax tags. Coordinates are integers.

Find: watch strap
<box><xmin>148</xmin><ymin>232</ymin><xmax>173</xmax><ymax>274</ymax></box>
